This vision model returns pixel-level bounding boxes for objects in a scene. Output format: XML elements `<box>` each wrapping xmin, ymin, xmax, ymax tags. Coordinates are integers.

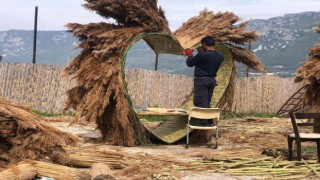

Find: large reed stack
<box><xmin>0</xmin><ymin>97</ymin><xmax>80</xmax><ymax>168</ymax></box>
<box><xmin>63</xmin><ymin>0</ymin><xmax>170</xmax><ymax>146</ymax></box>
<box><xmin>174</xmin><ymin>10</ymin><xmax>266</xmax><ymax>72</ymax></box>
<box><xmin>295</xmin><ymin>24</ymin><xmax>320</xmax><ymax>111</ymax></box>
<box><xmin>63</xmin><ymin>0</ymin><xmax>266</xmax><ymax>146</ymax></box>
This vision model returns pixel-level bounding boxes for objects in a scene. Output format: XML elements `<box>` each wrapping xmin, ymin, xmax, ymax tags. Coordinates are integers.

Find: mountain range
<box><xmin>0</xmin><ymin>11</ymin><xmax>319</xmax><ymax>77</ymax></box>
<box><xmin>246</xmin><ymin>11</ymin><xmax>320</xmax><ymax>77</ymax></box>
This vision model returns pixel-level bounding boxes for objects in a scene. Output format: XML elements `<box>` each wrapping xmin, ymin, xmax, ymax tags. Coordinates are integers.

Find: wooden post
<box><xmin>314</xmin><ymin>119</ymin><xmax>320</xmax><ymax>133</ymax></box>
<box><xmin>155</xmin><ymin>53</ymin><xmax>159</xmax><ymax>71</ymax></box>
<box><xmin>32</xmin><ymin>6</ymin><xmax>38</xmax><ymax>64</ymax></box>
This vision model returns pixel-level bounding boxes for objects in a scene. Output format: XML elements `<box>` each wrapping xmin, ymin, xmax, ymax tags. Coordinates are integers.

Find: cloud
<box><xmin>0</xmin><ymin>0</ymin><xmax>320</xmax><ymax>31</ymax></box>
<box><xmin>160</xmin><ymin>0</ymin><xmax>320</xmax><ymax>31</ymax></box>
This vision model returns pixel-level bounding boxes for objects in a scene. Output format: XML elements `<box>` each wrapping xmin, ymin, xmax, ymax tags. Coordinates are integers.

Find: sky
<box><xmin>1</xmin><ymin>0</ymin><xmax>320</xmax><ymax>31</ymax></box>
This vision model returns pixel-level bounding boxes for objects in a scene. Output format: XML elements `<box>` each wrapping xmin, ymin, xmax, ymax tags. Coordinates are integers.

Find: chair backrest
<box><xmin>188</xmin><ymin>107</ymin><xmax>220</xmax><ymax>121</ymax></box>
<box><xmin>289</xmin><ymin>112</ymin><xmax>320</xmax><ymax>139</ymax></box>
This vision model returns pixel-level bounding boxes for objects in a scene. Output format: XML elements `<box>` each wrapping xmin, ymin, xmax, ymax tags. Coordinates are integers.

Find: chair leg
<box><xmin>296</xmin><ymin>141</ymin><xmax>302</xmax><ymax>161</ymax></box>
<box><xmin>214</xmin><ymin>127</ymin><xmax>218</xmax><ymax>149</ymax></box>
<box><xmin>186</xmin><ymin>127</ymin><xmax>189</xmax><ymax>149</ymax></box>
<box><xmin>288</xmin><ymin>136</ymin><xmax>293</xmax><ymax>161</ymax></box>
<box><xmin>317</xmin><ymin>141</ymin><xmax>320</xmax><ymax>163</ymax></box>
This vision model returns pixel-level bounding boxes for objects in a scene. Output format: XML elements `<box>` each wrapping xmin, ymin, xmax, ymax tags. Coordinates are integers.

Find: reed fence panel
<box><xmin>232</xmin><ymin>75</ymin><xmax>301</xmax><ymax>114</ymax></box>
<box><xmin>0</xmin><ymin>63</ymin><xmax>302</xmax><ymax>114</ymax></box>
<box><xmin>125</xmin><ymin>68</ymin><xmax>194</xmax><ymax>108</ymax></box>
<box><xmin>0</xmin><ymin>63</ymin><xmax>75</xmax><ymax>113</ymax></box>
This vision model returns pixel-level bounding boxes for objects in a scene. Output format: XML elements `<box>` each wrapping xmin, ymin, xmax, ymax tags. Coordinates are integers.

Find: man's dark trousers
<box><xmin>194</xmin><ymin>77</ymin><xmax>216</xmax><ymax>108</ymax></box>
<box><xmin>193</xmin><ymin>77</ymin><xmax>216</xmax><ymax>126</ymax></box>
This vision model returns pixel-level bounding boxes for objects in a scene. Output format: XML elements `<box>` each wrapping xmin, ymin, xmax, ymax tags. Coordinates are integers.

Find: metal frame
<box><xmin>186</xmin><ymin>107</ymin><xmax>220</xmax><ymax>149</ymax></box>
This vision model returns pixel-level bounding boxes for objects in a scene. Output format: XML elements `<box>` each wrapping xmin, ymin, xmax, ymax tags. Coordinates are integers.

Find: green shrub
<box><xmin>32</xmin><ymin>110</ymin><xmax>75</xmax><ymax>117</ymax></box>
<box><xmin>139</xmin><ymin>115</ymin><xmax>167</xmax><ymax>122</ymax></box>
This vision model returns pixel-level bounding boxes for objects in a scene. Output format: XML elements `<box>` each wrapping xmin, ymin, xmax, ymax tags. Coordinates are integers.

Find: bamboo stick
<box><xmin>190</xmin><ymin>157</ymin><xmax>320</xmax><ymax>179</ymax></box>
<box><xmin>269</xmin><ymin>156</ymin><xmax>281</xmax><ymax>168</ymax></box>
<box><xmin>302</xmin><ymin>159</ymin><xmax>320</xmax><ymax>177</ymax></box>
<box><xmin>226</xmin><ymin>157</ymin><xmax>273</xmax><ymax>168</ymax></box>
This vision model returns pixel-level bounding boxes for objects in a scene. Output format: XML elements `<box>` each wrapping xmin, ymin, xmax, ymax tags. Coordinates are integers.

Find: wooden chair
<box><xmin>288</xmin><ymin>111</ymin><xmax>320</xmax><ymax>161</ymax></box>
<box><xmin>186</xmin><ymin>107</ymin><xmax>220</xmax><ymax>149</ymax></box>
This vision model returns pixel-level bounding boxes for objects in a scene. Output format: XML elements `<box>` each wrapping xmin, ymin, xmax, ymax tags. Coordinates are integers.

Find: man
<box><xmin>185</xmin><ymin>36</ymin><xmax>224</xmax><ymax>125</ymax></box>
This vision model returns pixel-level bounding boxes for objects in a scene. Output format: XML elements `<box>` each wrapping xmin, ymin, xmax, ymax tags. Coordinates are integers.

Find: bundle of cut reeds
<box><xmin>295</xmin><ymin>24</ymin><xmax>320</xmax><ymax>111</ymax></box>
<box><xmin>0</xmin><ymin>97</ymin><xmax>80</xmax><ymax>167</ymax></box>
<box><xmin>64</xmin><ymin>0</ymin><xmax>265</xmax><ymax>146</ymax></box>
<box><xmin>0</xmin><ymin>162</ymin><xmax>37</xmax><ymax>180</ymax></box>
<box><xmin>174</xmin><ymin>9</ymin><xmax>265</xmax><ymax>72</ymax></box>
<box><xmin>67</xmin><ymin>148</ymin><xmax>126</xmax><ymax>169</ymax></box>
<box><xmin>0</xmin><ymin>118</ymin><xmax>16</xmax><ymax>138</ymax></box>
<box><xmin>30</xmin><ymin>160</ymin><xmax>91</xmax><ymax>180</ymax></box>
<box><xmin>63</xmin><ymin>0</ymin><xmax>167</xmax><ymax>146</ymax></box>
<box><xmin>82</xmin><ymin>0</ymin><xmax>169</xmax><ymax>33</ymax></box>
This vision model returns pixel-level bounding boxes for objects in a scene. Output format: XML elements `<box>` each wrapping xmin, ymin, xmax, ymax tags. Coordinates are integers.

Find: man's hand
<box><xmin>184</xmin><ymin>49</ymin><xmax>193</xmax><ymax>56</ymax></box>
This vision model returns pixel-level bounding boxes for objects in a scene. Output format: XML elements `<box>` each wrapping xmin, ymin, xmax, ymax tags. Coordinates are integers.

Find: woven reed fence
<box><xmin>0</xmin><ymin>63</ymin><xmax>193</xmax><ymax>113</ymax></box>
<box><xmin>232</xmin><ymin>75</ymin><xmax>301</xmax><ymax>114</ymax></box>
<box><xmin>0</xmin><ymin>62</ymin><xmax>301</xmax><ymax>114</ymax></box>
<box><xmin>0</xmin><ymin>63</ymin><xmax>75</xmax><ymax>113</ymax></box>
<box><xmin>125</xmin><ymin>68</ymin><xmax>193</xmax><ymax>108</ymax></box>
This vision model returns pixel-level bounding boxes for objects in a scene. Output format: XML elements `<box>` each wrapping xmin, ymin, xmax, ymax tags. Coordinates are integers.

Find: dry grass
<box><xmin>174</xmin><ymin>9</ymin><xmax>266</xmax><ymax>72</ymax></box>
<box><xmin>64</xmin><ymin>1</ymin><xmax>265</xmax><ymax>146</ymax></box>
<box><xmin>0</xmin><ymin>97</ymin><xmax>80</xmax><ymax>168</ymax></box>
<box><xmin>62</xmin><ymin>0</ymin><xmax>169</xmax><ymax>146</ymax></box>
<box><xmin>0</xmin><ymin>162</ymin><xmax>37</xmax><ymax>180</ymax></box>
<box><xmin>295</xmin><ymin>24</ymin><xmax>320</xmax><ymax>111</ymax></box>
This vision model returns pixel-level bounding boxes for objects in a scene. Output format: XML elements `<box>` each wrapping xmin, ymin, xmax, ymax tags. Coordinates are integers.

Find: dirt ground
<box><xmin>45</xmin><ymin>116</ymin><xmax>319</xmax><ymax>179</ymax></box>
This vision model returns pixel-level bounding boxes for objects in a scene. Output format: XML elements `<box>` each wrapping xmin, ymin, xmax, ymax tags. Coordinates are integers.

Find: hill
<box><xmin>1</xmin><ymin>11</ymin><xmax>319</xmax><ymax>77</ymax></box>
<box><xmin>246</xmin><ymin>11</ymin><xmax>320</xmax><ymax>77</ymax></box>
<box><xmin>0</xmin><ymin>30</ymin><xmax>79</xmax><ymax>65</ymax></box>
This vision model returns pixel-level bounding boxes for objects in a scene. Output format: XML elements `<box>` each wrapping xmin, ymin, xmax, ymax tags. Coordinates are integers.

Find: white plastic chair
<box><xmin>186</xmin><ymin>107</ymin><xmax>220</xmax><ymax>149</ymax></box>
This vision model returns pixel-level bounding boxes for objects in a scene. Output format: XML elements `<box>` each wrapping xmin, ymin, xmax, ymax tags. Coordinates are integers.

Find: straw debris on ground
<box><xmin>1</xmin><ymin>116</ymin><xmax>320</xmax><ymax>179</ymax></box>
<box><xmin>0</xmin><ymin>97</ymin><xmax>80</xmax><ymax>168</ymax></box>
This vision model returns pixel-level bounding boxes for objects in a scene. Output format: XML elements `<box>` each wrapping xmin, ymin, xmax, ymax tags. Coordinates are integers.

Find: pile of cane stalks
<box><xmin>177</xmin><ymin>156</ymin><xmax>320</xmax><ymax>179</ymax></box>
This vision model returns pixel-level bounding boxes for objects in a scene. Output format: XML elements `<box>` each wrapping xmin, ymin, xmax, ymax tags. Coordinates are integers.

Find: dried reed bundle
<box><xmin>0</xmin><ymin>118</ymin><xmax>16</xmax><ymax>138</ymax></box>
<box><xmin>64</xmin><ymin>0</ymin><xmax>264</xmax><ymax>146</ymax></box>
<box><xmin>67</xmin><ymin>148</ymin><xmax>126</xmax><ymax>169</ymax></box>
<box><xmin>82</xmin><ymin>0</ymin><xmax>169</xmax><ymax>32</ymax></box>
<box><xmin>224</xmin><ymin>43</ymin><xmax>265</xmax><ymax>72</ymax></box>
<box><xmin>174</xmin><ymin>9</ymin><xmax>266</xmax><ymax>72</ymax></box>
<box><xmin>0</xmin><ymin>97</ymin><xmax>80</xmax><ymax>167</ymax></box>
<box><xmin>90</xmin><ymin>163</ymin><xmax>115</xmax><ymax>179</ymax></box>
<box><xmin>0</xmin><ymin>162</ymin><xmax>37</xmax><ymax>180</ymax></box>
<box><xmin>63</xmin><ymin>0</ymin><xmax>170</xmax><ymax>146</ymax></box>
<box><xmin>29</xmin><ymin>160</ymin><xmax>91</xmax><ymax>180</ymax></box>
<box><xmin>295</xmin><ymin>24</ymin><xmax>320</xmax><ymax>110</ymax></box>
